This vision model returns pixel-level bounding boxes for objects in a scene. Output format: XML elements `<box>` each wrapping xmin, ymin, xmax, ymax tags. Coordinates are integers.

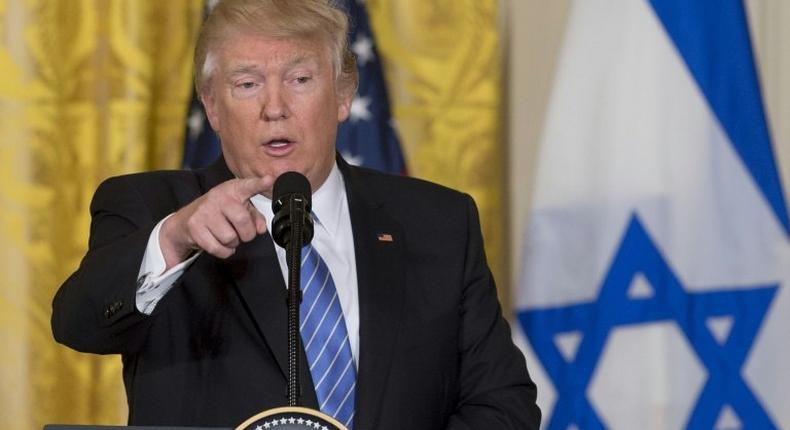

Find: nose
<box><xmin>261</xmin><ymin>84</ymin><xmax>289</xmax><ymax>121</ymax></box>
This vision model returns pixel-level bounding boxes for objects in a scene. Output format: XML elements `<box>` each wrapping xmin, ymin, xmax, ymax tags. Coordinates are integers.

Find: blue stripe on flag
<box><xmin>648</xmin><ymin>0</ymin><xmax>789</xmax><ymax>235</ymax></box>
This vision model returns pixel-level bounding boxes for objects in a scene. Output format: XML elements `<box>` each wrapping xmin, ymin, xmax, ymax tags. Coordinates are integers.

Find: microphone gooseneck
<box><xmin>271</xmin><ymin>171</ymin><xmax>314</xmax><ymax>407</ymax></box>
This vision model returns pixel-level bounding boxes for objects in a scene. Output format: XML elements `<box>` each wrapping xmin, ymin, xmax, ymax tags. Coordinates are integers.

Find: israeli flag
<box><xmin>515</xmin><ymin>1</ymin><xmax>790</xmax><ymax>429</ymax></box>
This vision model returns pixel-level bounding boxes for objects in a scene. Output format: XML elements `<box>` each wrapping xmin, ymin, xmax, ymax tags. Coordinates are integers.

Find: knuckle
<box><xmin>216</xmin><ymin>230</ymin><xmax>237</xmax><ymax>246</ymax></box>
<box><xmin>227</xmin><ymin>209</ymin><xmax>249</xmax><ymax>225</ymax></box>
<box><xmin>204</xmin><ymin>243</ymin><xmax>225</xmax><ymax>257</ymax></box>
<box><xmin>185</xmin><ymin>217</ymin><xmax>202</xmax><ymax>235</ymax></box>
<box><xmin>238</xmin><ymin>228</ymin><xmax>255</xmax><ymax>242</ymax></box>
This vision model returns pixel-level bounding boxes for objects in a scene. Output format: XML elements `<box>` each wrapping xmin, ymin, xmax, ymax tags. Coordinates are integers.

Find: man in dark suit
<box><xmin>52</xmin><ymin>0</ymin><xmax>540</xmax><ymax>428</ymax></box>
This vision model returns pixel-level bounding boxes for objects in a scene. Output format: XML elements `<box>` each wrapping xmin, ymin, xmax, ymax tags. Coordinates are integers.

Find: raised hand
<box><xmin>159</xmin><ymin>176</ymin><xmax>274</xmax><ymax>268</ymax></box>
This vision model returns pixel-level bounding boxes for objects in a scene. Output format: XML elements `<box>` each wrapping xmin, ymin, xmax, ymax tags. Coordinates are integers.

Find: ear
<box><xmin>337</xmin><ymin>91</ymin><xmax>353</xmax><ymax>122</ymax></box>
<box><xmin>200</xmin><ymin>86</ymin><xmax>222</xmax><ymax>132</ymax></box>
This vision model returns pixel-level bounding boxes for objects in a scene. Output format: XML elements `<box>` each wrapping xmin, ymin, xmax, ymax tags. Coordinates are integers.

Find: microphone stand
<box><xmin>286</xmin><ymin>197</ymin><xmax>304</xmax><ymax>407</ymax></box>
<box><xmin>238</xmin><ymin>172</ymin><xmax>346</xmax><ymax>429</ymax></box>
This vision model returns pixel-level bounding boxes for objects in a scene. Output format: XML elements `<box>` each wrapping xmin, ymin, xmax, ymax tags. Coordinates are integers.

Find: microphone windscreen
<box><xmin>272</xmin><ymin>171</ymin><xmax>312</xmax><ymax>212</ymax></box>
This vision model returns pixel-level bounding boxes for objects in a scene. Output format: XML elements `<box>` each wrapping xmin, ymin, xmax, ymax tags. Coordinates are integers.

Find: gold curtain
<box><xmin>0</xmin><ymin>1</ymin><xmax>202</xmax><ymax>427</ymax></box>
<box><xmin>366</xmin><ymin>0</ymin><xmax>507</xmax><ymax>302</ymax></box>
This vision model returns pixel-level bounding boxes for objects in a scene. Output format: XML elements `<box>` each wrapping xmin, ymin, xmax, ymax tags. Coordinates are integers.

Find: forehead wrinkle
<box><xmin>228</xmin><ymin>63</ymin><xmax>262</xmax><ymax>75</ymax></box>
<box><xmin>224</xmin><ymin>52</ymin><xmax>320</xmax><ymax>77</ymax></box>
<box><xmin>220</xmin><ymin>39</ymin><xmax>323</xmax><ymax>74</ymax></box>
<box><xmin>274</xmin><ymin>50</ymin><xmax>322</xmax><ymax>71</ymax></box>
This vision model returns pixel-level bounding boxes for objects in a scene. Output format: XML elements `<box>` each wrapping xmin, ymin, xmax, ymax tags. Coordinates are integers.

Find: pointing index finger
<box><xmin>234</xmin><ymin>176</ymin><xmax>275</xmax><ymax>200</ymax></box>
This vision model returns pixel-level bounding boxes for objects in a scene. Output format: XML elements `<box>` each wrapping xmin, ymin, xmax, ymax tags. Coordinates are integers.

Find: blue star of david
<box><xmin>518</xmin><ymin>214</ymin><xmax>778</xmax><ymax>429</ymax></box>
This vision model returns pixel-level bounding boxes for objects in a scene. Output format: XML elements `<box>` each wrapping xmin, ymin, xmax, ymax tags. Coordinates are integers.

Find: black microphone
<box><xmin>271</xmin><ymin>171</ymin><xmax>314</xmax><ymax>407</ymax></box>
<box><xmin>271</xmin><ymin>171</ymin><xmax>314</xmax><ymax>249</ymax></box>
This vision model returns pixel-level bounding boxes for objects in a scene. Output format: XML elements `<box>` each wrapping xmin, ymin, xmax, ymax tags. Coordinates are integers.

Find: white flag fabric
<box><xmin>515</xmin><ymin>1</ymin><xmax>790</xmax><ymax>429</ymax></box>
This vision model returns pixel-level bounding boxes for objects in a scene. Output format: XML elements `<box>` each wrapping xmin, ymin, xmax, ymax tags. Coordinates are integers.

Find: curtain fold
<box><xmin>0</xmin><ymin>1</ymin><xmax>202</xmax><ymax>427</ymax></box>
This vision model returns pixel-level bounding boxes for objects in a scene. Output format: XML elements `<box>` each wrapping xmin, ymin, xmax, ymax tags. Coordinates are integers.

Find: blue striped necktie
<box><xmin>300</xmin><ymin>245</ymin><xmax>356</xmax><ymax>428</ymax></box>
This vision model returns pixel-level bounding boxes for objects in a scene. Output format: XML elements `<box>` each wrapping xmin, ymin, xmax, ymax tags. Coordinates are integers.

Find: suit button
<box><xmin>104</xmin><ymin>300</ymin><xmax>124</xmax><ymax>319</ymax></box>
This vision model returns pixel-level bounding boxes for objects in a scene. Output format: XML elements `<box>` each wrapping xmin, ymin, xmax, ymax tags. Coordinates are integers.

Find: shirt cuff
<box><xmin>136</xmin><ymin>214</ymin><xmax>202</xmax><ymax>314</ymax></box>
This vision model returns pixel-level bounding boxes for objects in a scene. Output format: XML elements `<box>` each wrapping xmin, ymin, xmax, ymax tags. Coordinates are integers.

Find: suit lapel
<box><xmin>339</xmin><ymin>158</ymin><xmax>406</xmax><ymax>430</ymax></box>
<box><xmin>223</xmin><ymin>233</ymin><xmax>293</xmax><ymax>380</ymax></box>
<box><xmin>196</xmin><ymin>158</ymin><xmax>291</xmax><ymax>380</ymax></box>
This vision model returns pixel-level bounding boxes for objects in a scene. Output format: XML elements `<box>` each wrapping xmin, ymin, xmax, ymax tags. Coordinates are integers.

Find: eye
<box><xmin>231</xmin><ymin>80</ymin><xmax>261</xmax><ymax>98</ymax></box>
<box><xmin>295</xmin><ymin>76</ymin><xmax>312</xmax><ymax>84</ymax></box>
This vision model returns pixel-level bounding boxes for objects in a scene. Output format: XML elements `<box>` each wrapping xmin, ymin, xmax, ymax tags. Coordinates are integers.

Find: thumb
<box><xmin>250</xmin><ymin>205</ymin><xmax>268</xmax><ymax>235</ymax></box>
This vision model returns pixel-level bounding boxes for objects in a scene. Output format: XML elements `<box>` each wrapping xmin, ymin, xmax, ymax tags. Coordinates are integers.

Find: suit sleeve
<box><xmin>446</xmin><ymin>196</ymin><xmax>541</xmax><ymax>429</ymax></box>
<box><xmin>52</xmin><ymin>176</ymin><xmax>165</xmax><ymax>354</ymax></box>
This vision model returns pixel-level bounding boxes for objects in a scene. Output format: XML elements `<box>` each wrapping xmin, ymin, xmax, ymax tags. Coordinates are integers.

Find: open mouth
<box><xmin>262</xmin><ymin>137</ymin><xmax>296</xmax><ymax>156</ymax></box>
<box><xmin>265</xmin><ymin>138</ymin><xmax>293</xmax><ymax>148</ymax></box>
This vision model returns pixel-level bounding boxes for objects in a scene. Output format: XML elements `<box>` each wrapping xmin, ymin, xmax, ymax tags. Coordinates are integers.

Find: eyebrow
<box><xmin>228</xmin><ymin>64</ymin><xmax>262</xmax><ymax>76</ymax></box>
<box><xmin>227</xmin><ymin>54</ymin><xmax>320</xmax><ymax>76</ymax></box>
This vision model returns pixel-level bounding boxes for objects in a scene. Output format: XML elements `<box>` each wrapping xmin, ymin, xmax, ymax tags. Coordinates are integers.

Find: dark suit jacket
<box><xmin>52</xmin><ymin>156</ymin><xmax>540</xmax><ymax>429</ymax></box>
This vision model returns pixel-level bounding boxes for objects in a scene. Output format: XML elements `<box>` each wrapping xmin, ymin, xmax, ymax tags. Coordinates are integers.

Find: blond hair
<box><xmin>194</xmin><ymin>0</ymin><xmax>358</xmax><ymax>97</ymax></box>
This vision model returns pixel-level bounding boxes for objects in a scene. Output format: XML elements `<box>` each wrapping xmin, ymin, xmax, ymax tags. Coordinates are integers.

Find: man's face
<box><xmin>202</xmin><ymin>32</ymin><xmax>352</xmax><ymax>195</ymax></box>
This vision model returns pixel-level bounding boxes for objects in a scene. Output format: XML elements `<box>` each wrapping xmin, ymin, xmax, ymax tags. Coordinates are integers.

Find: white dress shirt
<box><xmin>135</xmin><ymin>163</ymin><xmax>360</xmax><ymax>364</ymax></box>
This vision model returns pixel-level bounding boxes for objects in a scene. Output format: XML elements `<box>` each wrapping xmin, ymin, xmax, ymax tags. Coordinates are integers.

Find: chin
<box><xmin>273</xmin><ymin>165</ymin><xmax>307</xmax><ymax>178</ymax></box>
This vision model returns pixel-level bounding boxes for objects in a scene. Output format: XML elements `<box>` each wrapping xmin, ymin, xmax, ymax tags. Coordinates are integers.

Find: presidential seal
<box><xmin>236</xmin><ymin>407</ymin><xmax>348</xmax><ymax>430</ymax></box>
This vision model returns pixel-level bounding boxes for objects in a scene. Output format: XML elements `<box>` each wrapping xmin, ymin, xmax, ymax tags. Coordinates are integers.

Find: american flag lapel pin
<box><xmin>377</xmin><ymin>233</ymin><xmax>394</xmax><ymax>242</ymax></box>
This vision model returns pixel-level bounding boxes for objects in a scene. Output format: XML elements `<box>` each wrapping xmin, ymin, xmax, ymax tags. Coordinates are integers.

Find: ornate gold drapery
<box><xmin>0</xmin><ymin>1</ymin><xmax>202</xmax><ymax>427</ymax></box>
